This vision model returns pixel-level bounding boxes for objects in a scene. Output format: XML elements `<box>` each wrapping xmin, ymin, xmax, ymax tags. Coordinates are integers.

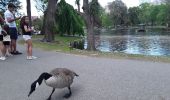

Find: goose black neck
<box><xmin>37</xmin><ymin>72</ymin><xmax>52</xmax><ymax>85</ymax></box>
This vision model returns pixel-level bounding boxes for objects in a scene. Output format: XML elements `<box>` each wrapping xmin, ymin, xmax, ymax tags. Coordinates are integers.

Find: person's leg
<box><xmin>27</xmin><ymin>39</ymin><xmax>32</xmax><ymax>57</ymax></box>
<box><xmin>0</xmin><ymin>42</ymin><xmax>6</xmax><ymax>60</ymax></box>
<box><xmin>0</xmin><ymin>41</ymin><xmax>4</xmax><ymax>56</ymax></box>
<box><xmin>10</xmin><ymin>28</ymin><xmax>22</xmax><ymax>54</ymax></box>
<box><xmin>5</xmin><ymin>42</ymin><xmax>12</xmax><ymax>56</ymax></box>
<box><xmin>0</xmin><ymin>35</ymin><xmax>4</xmax><ymax>57</ymax></box>
<box><xmin>3</xmin><ymin>45</ymin><xmax>7</xmax><ymax>57</ymax></box>
<box><xmin>0</xmin><ymin>34</ymin><xmax>6</xmax><ymax>60</ymax></box>
<box><xmin>10</xmin><ymin>39</ymin><xmax>16</xmax><ymax>52</ymax></box>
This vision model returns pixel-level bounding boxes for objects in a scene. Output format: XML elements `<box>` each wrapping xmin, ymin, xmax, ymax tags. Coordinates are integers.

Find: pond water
<box><xmin>85</xmin><ymin>28</ymin><xmax>170</xmax><ymax>56</ymax></box>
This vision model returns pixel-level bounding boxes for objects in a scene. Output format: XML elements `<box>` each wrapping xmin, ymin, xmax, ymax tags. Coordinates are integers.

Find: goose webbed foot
<box><xmin>46</xmin><ymin>97</ymin><xmax>51</xmax><ymax>100</ymax></box>
<box><xmin>63</xmin><ymin>87</ymin><xmax>72</xmax><ymax>98</ymax></box>
<box><xmin>63</xmin><ymin>93</ymin><xmax>72</xmax><ymax>98</ymax></box>
<box><xmin>47</xmin><ymin>88</ymin><xmax>55</xmax><ymax>100</ymax></box>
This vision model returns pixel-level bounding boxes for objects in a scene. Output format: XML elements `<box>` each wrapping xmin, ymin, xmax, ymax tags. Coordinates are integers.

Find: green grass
<box><xmin>19</xmin><ymin>34</ymin><xmax>83</xmax><ymax>52</ymax></box>
<box><xmin>19</xmin><ymin>34</ymin><xmax>170</xmax><ymax>63</ymax></box>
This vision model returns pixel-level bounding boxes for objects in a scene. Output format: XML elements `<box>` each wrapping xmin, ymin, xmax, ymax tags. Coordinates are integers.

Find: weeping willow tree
<box><xmin>56</xmin><ymin>0</ymin><xmax>84</xmax><ymax>36</ymax></box>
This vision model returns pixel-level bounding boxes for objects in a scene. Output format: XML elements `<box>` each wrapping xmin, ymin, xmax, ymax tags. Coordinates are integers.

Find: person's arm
<box><xmin>24</xmin><ymin>25</ymin><xmax>33</xmax><ymax>32</ymax></box>
<box><xmin>0</xmin><ymin>15</ymin><xmax>5</xmax><ymax>23</ymax></box>
<box><xmin>6</xmin><ymin>16</ymin><xmax>21</xmax><ymax>23</ymax></box>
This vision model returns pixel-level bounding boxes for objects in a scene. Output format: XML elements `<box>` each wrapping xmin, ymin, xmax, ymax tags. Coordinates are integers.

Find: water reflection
<box><xmin>93</xmin><ymin>29</ymin><xmax>170</xmax><ymax>56</ymax></box>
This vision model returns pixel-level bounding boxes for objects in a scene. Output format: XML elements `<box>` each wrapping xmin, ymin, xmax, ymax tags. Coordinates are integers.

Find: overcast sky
<box><xmin>20</xmin><ymin>0</ymin><xmax>140</xmax><ymax>16</ymax></box>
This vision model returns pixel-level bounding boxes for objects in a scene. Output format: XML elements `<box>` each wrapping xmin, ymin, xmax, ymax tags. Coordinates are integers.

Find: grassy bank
<box><xmin>19</xmin><ymin>35</ymin><xmax>170</xmax><ymax>63</ymax></box>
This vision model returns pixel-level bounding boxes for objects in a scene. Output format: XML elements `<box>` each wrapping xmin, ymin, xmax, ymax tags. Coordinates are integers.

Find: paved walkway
<box><xmin>0</xmin><ymin>44</ymin><xmax>170</xmax><ymax>100</ymax></box>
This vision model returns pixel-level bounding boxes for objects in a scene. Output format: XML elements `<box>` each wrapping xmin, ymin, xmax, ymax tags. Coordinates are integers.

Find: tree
<box><xmin>128</xmin><ymin>7</ymin><xmax>140</xmax><ymax>25</ymax></box>
<box><xmin>0</xmin><ymin>0</ymin><xmax>21</xmax><ymax>13</ymax></box>
<box><xmin>82</xmin><ymin>0</ymin><xmax>102</xmax><ymax>50</ymax></box>
<box><xmin>34</xmin><ymin>0</ymin><xmax>48</xmax><ymax>13</ymax></box>
<box><xmin>42</xmin><ymin>0</ymin><xmax>58</xmax><ymax>42</ymax></box>
<box><xmin>26</xmin><ymin>0</ymin><xmax>32</xmax><ymax>26</ymax></box>
<box><xmin>57</xmin><ymin>0</ymin><xmax>84</xmax><ymax>36</ymax></box>
<box><xmin>138</xmin><ymin>3</ymin><xmax>151</xmax><ymax>24</ymax></box>
<box><xmin>149</xmin><ymin>5</ymin><xmax>159</xmax><ymax>25</ymax></box>
<box><xmin>108</xmin><ymin>0</ymin><xmax>128</xmax><ymax>27</ymax></box>
<box><xmin>75</xmin><ymin>0</ymin><xmax>80</xmax><ymax>12</ymax></box>
<box><xmin>101</xmin><ymin>9</ymin><xmax>112</xmax><ymax>27</ymax></box>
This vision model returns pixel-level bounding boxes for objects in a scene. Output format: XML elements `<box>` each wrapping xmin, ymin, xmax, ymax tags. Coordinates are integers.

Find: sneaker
<box><xmin>6</xmin><ymin>54</ymin><xmax>13</xmax><ymax>57</ymax></box>
<box><xmin>31</xmin><ymin>56</ymin><xmax>37</xmax><ymax>59</ymax></box>
<box><xmin>27</xmin><ymin>56</ymin><xmax>33</xmax><ymax>60</ymax></box>
<box><xmin>26</xmin><ymin>56</ymin><xmax>37</xmax><ymax>60</ymax></box>
<box><xmin>0</xmin><ymin>56</ymin><xmax>6</xmax><ymax>60</ymax></box>
<box><xmin>15</xmin><ymin>51</ymin><xmax>22</xmax><ymax>54</ymax></box>
<box><xmin>11</xmin><ymin>51</ymin><xmax>22</xmax><ymax>55</ymax></box>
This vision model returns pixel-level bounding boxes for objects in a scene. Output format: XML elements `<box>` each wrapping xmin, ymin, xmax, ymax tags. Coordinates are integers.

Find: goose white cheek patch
<box><xmin>36</xmin><ymin>82</ymin><xmax>39</xmax><ymax>89</ymax></box>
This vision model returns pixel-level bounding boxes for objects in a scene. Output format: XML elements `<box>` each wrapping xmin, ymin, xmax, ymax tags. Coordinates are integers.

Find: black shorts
<box><xmin>3</xmin><ymin>41</ymin><xmax>10</xmax><ymax>45</ymax></box>
<box><xmin>0</xmin><ymin>35</ymin><xmax>3</xmax><ymax>41</ymax></box>
<box><xmin>9</xmin><ymin>27</ymin><xmax>18</xmax><ymax>40</ymax></box>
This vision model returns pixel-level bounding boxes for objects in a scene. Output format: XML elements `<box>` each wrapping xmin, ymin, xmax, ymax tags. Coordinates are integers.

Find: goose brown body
<box><xmin>28</xmin><ymin>68</ymin><xmax>78</xmax><ymax>100</ymax></box>
<box><xmin>45</xmin><ymin>68</ymin><xmax>78</xmax><ymax>88</ymax></box>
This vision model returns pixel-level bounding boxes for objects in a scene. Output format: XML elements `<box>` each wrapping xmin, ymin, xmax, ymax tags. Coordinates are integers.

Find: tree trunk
<box><xmin>83</xmin><ymin>0</ymin><xmax>96</xmax><ymax>51</ymax></box>
<box><xmin>42</xmin><ymin>0</ymin><xmax>58</xmax><ymax>42</ymax></box>
<box><xmin>40</xmin><ymin>10</ymin><xmax>47</xmax><ymax>35</ymax></box>
<box><xmin>78</xmin><ymin>4</ymin><xmax>80</xmax><ymax>13</ymax></box>
<box><xmin>86</xmin><ymin>17</ymin><xmax>96</xmax><ymax>50</ymax></box>
<box><xmin>26</xmin><ymin>0</ymin><xmax>32</xmax><ymax>26</ymax></box>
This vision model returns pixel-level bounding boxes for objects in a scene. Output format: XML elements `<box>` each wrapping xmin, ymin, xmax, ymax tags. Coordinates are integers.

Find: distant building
<box><xmin>31</xmin><ymin>16</ymin><xmax>38</xmax><ymax>21</ymax></box>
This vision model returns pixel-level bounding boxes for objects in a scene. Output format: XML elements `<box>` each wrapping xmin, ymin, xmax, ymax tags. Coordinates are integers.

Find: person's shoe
<box><xmin>15</xmin><ymin>51</ymin><xmax>22</xmax><ymax>54</ymax></box>
<box><xmin>27</xmin><ymin>56</ymin><xmax>37</xmax><ymax>60</ymax></box>
<box><xmin>10</xmin><ymin>52</ymin><xmax>16</xmax><ymax>55</ymax></box>
<box><xmin>0</xmin><ymin>56</ymin><xmax>6</xmax><ymax>60</ymax></box>
<box><xmin>31</xmin><ymin>56</ymin><xmax>37</xmax><ymax>59</ymax></box>
<box><xmin>27</xmin><ymin>56</ymin><xmax>33</xmax><ymax>60</ymax></box>
<box><xmin>6</xmin><ymin>53</ymin><xmax>13</xmax><ymax>57</ymax></box>
<box><xmin>11</xmin><ymin>51</ymin><xmax>22</xmax><ymax>55</ymax></box>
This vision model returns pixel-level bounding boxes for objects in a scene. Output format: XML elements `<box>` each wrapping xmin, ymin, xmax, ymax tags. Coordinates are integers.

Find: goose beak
<box><xmin>28</xmin><ymin>93</ymin><xmax>31</xmax><ymax>97</ymax></box>
<box><xmin>28</xmin><ymin>91</ymin><xmax>33</xmax><ymax>97</ymax></box>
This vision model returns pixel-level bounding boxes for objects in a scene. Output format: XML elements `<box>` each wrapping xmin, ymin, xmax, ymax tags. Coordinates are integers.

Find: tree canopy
<box><xmin>56</xmin><ymin>0</ymin><xmax>84</xmax><ymax>36</ymax></box>
<box><xmin>0</xmin><ymin>0</ymin><xmax>21</xmax><ymax>13</ymax></box>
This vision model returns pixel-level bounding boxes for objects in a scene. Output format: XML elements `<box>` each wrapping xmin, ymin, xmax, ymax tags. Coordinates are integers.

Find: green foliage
<box><xmin>138</xmin><ymin>3</ymin><xmax>151</xmax><ymax>24</ymax></box>
<box><xmin>128</xmin><ymin>7</ymin><xmax>140</xmax><ymax>25</ymax></box>
<box><xmin>0</xmin><ymin>0</ymin><xmax>21</xmax><ymax>13</ymax></box>
<box><xmin>32</xmin><ymin>17</ymin><xmax>43</xmax><ymax>31</ymax></box>
<box><xmin>34</xmin><ymin>0</ymin><xmax>48</xmax><ymax>13</ymax></box>
<box><xmin>89</xmin><ymin>0</ymin><xmax>101</xmax><ymax>17</ymax></box>
<box><xmin>56</xmin><ymin>0</ymin><xmax>84</xmax><ymax>36</ymax></box>
<box><xmin>108</xmin><ymin>0</ymin><xmax>128</xmax><ymax>26</ymax></box>
<box><xmin>101</xmin><ymin>11</ymin><xmax>113</xmax><ymax>27</ymax></box>
<box><xmin>137</xmin><ymin>3</ymin><xmax>170</xmax><ymax>26</ymax></box>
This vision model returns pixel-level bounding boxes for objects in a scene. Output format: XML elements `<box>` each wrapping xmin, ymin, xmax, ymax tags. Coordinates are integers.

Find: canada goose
<box><xmin>28</xmin><ymin>68</ymin><xmax>79</xmax><ymax>100</ymax></box>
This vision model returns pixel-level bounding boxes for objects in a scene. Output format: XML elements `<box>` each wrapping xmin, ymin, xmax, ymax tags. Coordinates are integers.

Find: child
<box><xmin>0</xmin><ymin>14</ymin><xmax>6</xmax><ymax>60</ymax></box>
<box><xmin>2</xmin><ymin>24</ymin><xmax>12</xmax><ymax>57</ymax></box>
<box><xmin>20</xmin><ymin>16</ymin><xmax>37</xmax><ymax>60</ymax></box>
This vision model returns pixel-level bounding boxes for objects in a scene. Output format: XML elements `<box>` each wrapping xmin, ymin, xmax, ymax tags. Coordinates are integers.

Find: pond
<box><xmin>85</xmin><ymin>28</ymin><xmax>170</xmax><ymax>56</ymax></box>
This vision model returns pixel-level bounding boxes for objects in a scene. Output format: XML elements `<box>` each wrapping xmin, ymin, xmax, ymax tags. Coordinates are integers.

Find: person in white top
<box><xmin>4</xmin><ymin>3</ymin><xmax>22</xmax><ymax>55</ymax></box>
<box><xmin>0</xmin><ymin>14</ymin><xmax>6</xmax><ymax>60</ymax></box>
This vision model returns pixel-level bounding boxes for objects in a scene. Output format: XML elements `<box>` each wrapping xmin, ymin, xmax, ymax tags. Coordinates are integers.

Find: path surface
<box><xmin>0</xmin><ymin>44</ymin><xmax>170</xmax><ymax>100</ymax></box>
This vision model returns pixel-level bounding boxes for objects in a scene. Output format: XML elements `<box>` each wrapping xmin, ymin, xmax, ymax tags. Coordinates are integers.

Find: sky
<box><xmin>20</xmin><ymin>0</ymin><xmax>140</xmax><ymax>16</ymax></box>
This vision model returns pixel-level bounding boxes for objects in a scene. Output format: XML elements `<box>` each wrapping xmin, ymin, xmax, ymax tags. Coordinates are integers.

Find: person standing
<box><xmin>4</xmin><ymin>3</ymin><xmax>22</xmax><ymax>55</ymax></box>
<box><xmin>0</xmin><ymin>14</ymin><xmax>6</xmax><ymax>60</ymax></box>
<box><xmin>20</xmin><ymin>16</ymin><xmax>37</xmax><ymax>60</ymax></box>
